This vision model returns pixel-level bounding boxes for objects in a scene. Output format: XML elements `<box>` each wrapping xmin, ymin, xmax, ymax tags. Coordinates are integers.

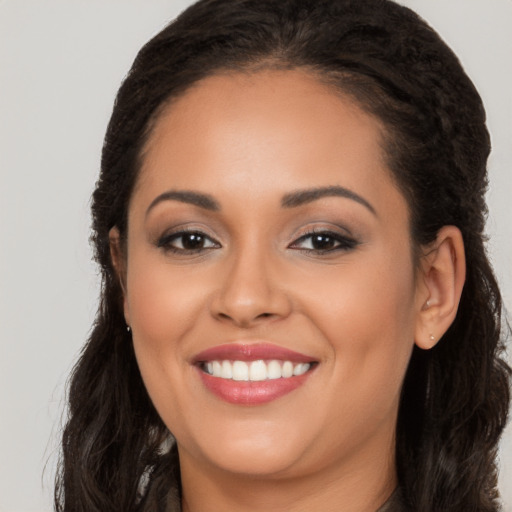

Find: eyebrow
<box><xmin>146</xmin><ymin>185</ymin><xmax>376</xmax><ymax>217</ymax></box>
<box><xmin>281</xmin><ymin>186</ymin><xmax>376</xmax><ymax>215</ymax></box>
<box><xmin>146</xmin><ymin>190</ymin><xmax>220</xmax><ymax>216</ymax></box>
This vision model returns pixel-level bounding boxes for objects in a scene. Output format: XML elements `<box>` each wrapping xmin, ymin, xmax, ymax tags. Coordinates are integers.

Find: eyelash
<box><xmin>157</xmin><ymin>228</ymin><xmax>358</xmax><ymax>255</ymax></box>
<box><xmin>157</xmin><ymin>228</ymin><xmax>220</xmax><ymax>255</ymax></box>
<box><xmin>288</xmin><ymin>229</ymin><xmax>358</xmax><ymax>254</ymax></box>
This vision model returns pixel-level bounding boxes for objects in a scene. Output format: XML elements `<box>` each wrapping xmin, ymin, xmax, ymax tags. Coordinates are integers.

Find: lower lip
<box><xmin>196</xmin><ymin>368</ymin><xmax>314</xmax><ymax>405</ymax></box>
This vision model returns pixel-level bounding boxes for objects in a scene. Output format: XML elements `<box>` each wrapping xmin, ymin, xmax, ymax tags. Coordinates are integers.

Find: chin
<box><xmin>196</xmin><ymin>443</ymin><xmax>304</xmax><ymax>478</ymax></box>
<box><xmin>176</xmin><ymin>417</ymin><xmax>313</xmax><ymax>478</ymax></box>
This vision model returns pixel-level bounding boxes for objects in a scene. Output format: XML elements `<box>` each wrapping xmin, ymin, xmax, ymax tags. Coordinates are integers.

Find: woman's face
<box><xmin>120</xmin><ymin>69</ymin><xmax>425</xmax><ymax>481</ymax></box>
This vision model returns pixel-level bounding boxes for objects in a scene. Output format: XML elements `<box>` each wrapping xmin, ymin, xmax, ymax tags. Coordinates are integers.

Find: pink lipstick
<box><xmin>193</xmin><ymin>343</ymin><xmax>317</xmax><ymax>405</ymax></box>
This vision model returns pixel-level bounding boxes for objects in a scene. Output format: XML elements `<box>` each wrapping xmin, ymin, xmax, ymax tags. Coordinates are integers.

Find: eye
<box><xmin>289</xmin><ymin>230</ymin><xmax>357</xmax><ymax>253</ymax></box>
<box><xmin>157</xmin><ymin>230</ymin><xmax>220</xmax><ymax>253</ymax></box>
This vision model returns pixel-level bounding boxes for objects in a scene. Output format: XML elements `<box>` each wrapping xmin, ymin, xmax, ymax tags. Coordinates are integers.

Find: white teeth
<box><xmin>282</xmin><ymin>361</ymin><xmax>293</xmax><ymax>378</ymax></box>
<box><xmin>212</xmin><ymin>361</ymin><xmax>222</xmax><ymax>377</ymax></box>
<box><xmin>203</xmin><ymin>359</ymin><xmax>312</xmax><ymax>381</ymax></box>
<box><xmin>267</xmin><ymin>360</ymin><xmax>282</xmax><ymax>379</ymax></box>
<box><xmin>293</xmin><ymin>363</ymin><xmax>309</xmax><ymax>376</ymax></box>
<box><xmin>232</xmin><ymin>361</ymin><xmax>249</xmax><ymax>381</ymax></box>
<box><xmin>249</xmin><ymin>360</ymin><xmax>267</xmax><ymax>381</ymax></box>
<box><xmin>221</xmin><ymin>360</ymin><xmax>232</xmax><ymax>379</ymax></box>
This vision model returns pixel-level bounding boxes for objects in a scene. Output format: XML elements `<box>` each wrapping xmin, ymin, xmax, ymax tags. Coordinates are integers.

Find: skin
<box><xmin>111</xmin><ymin>69</ymin><xmax>465</xmax><ymax>512</ymax></box>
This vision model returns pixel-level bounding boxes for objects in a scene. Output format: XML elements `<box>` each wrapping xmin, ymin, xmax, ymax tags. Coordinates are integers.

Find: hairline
<box><xmin>128</xmin><ymin>61</ymin><xmax>421</xmax><ymax>269</ymax></box>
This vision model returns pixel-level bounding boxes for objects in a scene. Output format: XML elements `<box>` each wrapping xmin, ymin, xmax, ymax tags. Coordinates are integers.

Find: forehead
<box><xmin>144</xmin><ymin>68</ymin><xmax>385</xmax><ymax>157</ymax></box>
<box><xmin>135</xmin><ymin>69</ymin><xmax>404</xmax><ymax>218</ymax></box>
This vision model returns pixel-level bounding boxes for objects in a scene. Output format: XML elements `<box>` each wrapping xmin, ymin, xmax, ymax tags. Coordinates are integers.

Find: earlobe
<box><xmin>109</xmin><ymin>227</ymin><xmax>130</xmax><ymax>325</ymax></box>
<box><xmin>415</xmin><ymin>226</ymin><xmax>466</xmax><ymax>350</ymax></box>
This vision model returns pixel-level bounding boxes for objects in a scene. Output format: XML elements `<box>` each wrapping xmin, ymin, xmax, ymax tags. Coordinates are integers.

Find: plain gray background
<box><xmin>0</xmin><ymin>1</ymin><xmax>511</xmax><ymax>510</ymax></box>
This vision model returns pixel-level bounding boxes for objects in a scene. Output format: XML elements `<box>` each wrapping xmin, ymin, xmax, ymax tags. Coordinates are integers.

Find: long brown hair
<box><xmin>56</xmin><ymin>1</ymin><xmax>511</xmax><ymax>510</ymax></box>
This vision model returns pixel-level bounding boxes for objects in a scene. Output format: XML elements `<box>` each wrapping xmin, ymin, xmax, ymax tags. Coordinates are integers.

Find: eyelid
<box><xmin>158</xmin><ymin>231</ymin><xmax>219</xmax><ymax>247</ymax></box>
<box><xmin>156</xmin><ymin>226</ymin><xmax>222</xmax><ymax>253</ymax></box>
<box><xmin>289</xmin><ymin>221</ymin><xmax>355</xmax><ymax>241</ymax></box>
<box><xmin>155</xmin><ymin>222</ymin><xmax>219</xmax><ymax>242</ymax></box>
<box><xmin>288</xmin><ymin>228</ymin><xmax>358</xmax><ymax>253</ymax></box>
<box><xmin>154</xmin><ymin>222</ymin><xmax>358</xmax><ymax>256</ymax></box>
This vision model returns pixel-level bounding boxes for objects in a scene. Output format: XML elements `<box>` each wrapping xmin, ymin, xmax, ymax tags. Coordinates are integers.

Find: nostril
<box><xmin>214</xmin><ymin>310</ymin><xmax>277</xmax><ymax>328</ymax></box>
<box><xmin>210</xmin><ymin>284</ymin><xmax>293</xmax><ymax>326</ymax></box>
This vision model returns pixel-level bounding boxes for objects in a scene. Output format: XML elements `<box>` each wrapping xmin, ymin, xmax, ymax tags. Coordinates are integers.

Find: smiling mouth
<box><xmin>193</xmin><ymin>343</ymin><xmax>318</xmax><ymax>405</ymax></box>
<box><xmin>199</xmin><ymin>359</ymin><xmax>313</xmax><ymax>381</ymax></box>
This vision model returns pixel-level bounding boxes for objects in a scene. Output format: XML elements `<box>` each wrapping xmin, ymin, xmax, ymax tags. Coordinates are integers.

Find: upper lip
<box><xmin>192</xmin><ymin>342</ymin><xmax>316</xmax><ymax>364</ymax></box>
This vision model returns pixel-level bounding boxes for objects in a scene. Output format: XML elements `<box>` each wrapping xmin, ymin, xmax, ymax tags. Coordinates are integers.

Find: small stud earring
<box><xmin>429</xmin><ymin>333</ymin><xmax>435</xmax><ymax>342</ymax></box>
<box><xmin>127</xmin><ymin>325</ymin><xmax>131</xmax><ymax>333</ymax></box>
<box><xmin>425</xmin><ymin>300</ymin><xmax>431</xmax><ymax>308</ymax></box>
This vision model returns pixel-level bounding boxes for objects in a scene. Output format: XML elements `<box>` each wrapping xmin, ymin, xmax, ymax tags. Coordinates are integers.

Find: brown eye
<box><xmin>158</xmin><ymin>230</ymin><xmax>220</xmax><ymax>253</ymax></box>
<box><xmin>309</xmin><ymin>234</ymin><xmax>338</xmax><ymax>251</ymax></box>
<box><xmin>290</xmin><ymin>231</ymin><xmax>357</xmax><ymax>253</ymax></box>
<box><xmin>180</xmin><ymin>232</ymin><xmax>207</xmax><ymax>250</ymax></box>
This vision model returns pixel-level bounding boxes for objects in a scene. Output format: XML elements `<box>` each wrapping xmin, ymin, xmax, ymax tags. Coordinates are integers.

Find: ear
<box><xmin>414</xmin><ymin>226</ymin><xmax>466</xmax><ymax>350</ymax></box>
<box><xmin>109</xmin><ymin>227</ymin><xmax>130</xmax><ymax>326</ymax></box>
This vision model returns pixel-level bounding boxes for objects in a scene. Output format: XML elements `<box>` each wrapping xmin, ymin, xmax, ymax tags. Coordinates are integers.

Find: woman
<box><xmin>55</xmin><ymin>0</ymin><xmax>511</xmax><ymax>510</ymax></box>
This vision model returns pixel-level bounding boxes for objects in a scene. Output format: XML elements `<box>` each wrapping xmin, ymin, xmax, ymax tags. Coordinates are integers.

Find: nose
<box><xmin>210</xmin><ymin>246</ymin><xmax>292</xmax><ymax>328</ymax></box>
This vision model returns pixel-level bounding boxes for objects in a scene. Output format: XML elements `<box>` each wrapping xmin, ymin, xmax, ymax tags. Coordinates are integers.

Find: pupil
<box><xmin>312</xmin><ymin>234</ymin><xmax>335</xmax><ymax>250</ymax></box>
<box><xmin>183</xmin><ymin>233</ymin><xmax>204</xmax><ymax>249</ymax></box>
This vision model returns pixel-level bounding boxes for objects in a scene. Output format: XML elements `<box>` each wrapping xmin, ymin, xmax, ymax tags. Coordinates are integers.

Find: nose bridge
<box><xmin>212</xmin><ymin>236</ymin><xmax>290</xmax><ymax>326</ymax></box>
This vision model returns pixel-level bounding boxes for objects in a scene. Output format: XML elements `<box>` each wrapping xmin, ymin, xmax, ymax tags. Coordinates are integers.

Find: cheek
<box><xmin>302</xmin><ymin>248</ymin><xmax>415</xmax><ymax>339</ymax></box>
<box><xmin>303</xmin><ymin>254</ymin><xmax>416</xmax><ymax>442</ymax></box>
<box><xmin>126</xmin><ymin>253</ymin><xmax>206</xmax><ymax>351</ymax></box>
<box><xmin>125</xmin><ymin>254</ymin><xmax>207</xmax><ymax>432</ymax></box>
<box><xmin>298</xmin><ymin>248</ymin><xmax>417</xmax><ymax>396</ymax></box>
<box><xmin>124</xmin><ymin>250</ymin><xmax>210</xmax><ymax>409</ymax></box>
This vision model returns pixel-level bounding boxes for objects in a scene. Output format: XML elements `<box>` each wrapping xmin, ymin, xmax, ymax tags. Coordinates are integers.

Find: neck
<box><xmin>179</xmin><ymin>438</ymin><xmax>397</xmax><ymax>512</ymax></box>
